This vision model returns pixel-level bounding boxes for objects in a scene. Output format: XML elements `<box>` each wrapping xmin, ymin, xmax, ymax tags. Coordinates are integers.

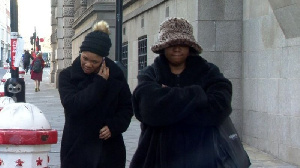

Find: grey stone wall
<box><xmin>243</xmin><ymin>0</ymin><xmax>300</xmax><ymax>165</ymax></box>
<box><xmin>196</xmin><ymin>0</ymin><xmax>243</xmax><ymax>137</ymax></box>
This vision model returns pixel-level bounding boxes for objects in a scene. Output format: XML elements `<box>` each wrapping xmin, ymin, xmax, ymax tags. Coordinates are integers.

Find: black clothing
<box><xmin>130</xmin><ymin>55</ymin><xmax>232</xmax><ymax>168</ymax></box>
<box><xmin>23</xmin><ymin>51</ymin><xmax>33</xmax><ymax>73</ymax></box>
<box><xmin>58</xmin><ymin>56</ymin><xmax>133</xmax><ymax>168</ymax></box>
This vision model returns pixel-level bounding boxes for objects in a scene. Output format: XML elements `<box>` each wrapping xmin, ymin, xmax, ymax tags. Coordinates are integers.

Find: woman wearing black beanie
<box><xmin>58</xmin><ymin>20</ymin><xmax>133</xmax><ymax>168</ymax></box>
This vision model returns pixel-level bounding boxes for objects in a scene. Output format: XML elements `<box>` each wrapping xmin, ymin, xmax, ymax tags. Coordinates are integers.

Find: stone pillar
<box><xmin>52</xmin><ymin>0</ymin><xmax>74</xmax><ymax>88</ymax></box>
<box><xmin>62</xmin><ymin>0</ymin><xmax>75</xmax><ymax>68</ymax></box>
<box><xmin>50</xmin><ymin>0</ymin><xmax>58</xmax><ymax>84</ymax></box>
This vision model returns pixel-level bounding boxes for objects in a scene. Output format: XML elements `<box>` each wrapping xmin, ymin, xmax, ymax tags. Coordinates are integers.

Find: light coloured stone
<box><xmin>63</xmin><ymin>7</ymin><xmax>74</xmax><ymax>17</ymax></box>
<box><xmin>197</xmin><ymin>21</ymin><xmax>216</xmax><ymax>52</ymax></box>
<box><xmin>279</xmin><ymin>144</ymin><xmax>300</xmax><ymax>166</ymax></box>
<box><xmin>55</xmin><ymin>7</ymin><xmax>63</xmax><ymax>18</ymax></box>
<box><xmin>230</xmin><ymin>78</ymin><xmax>242</xmax><ymax>109</ymax></box>
<box><xmin>216</xmin><ymin>21</ymin><xmax>242</xmax><ymax>51</ymax></box>
<box><xmin>64</xmin><ymin>28</ymin><xmax>75</xmax><ymax>38</ymax></box>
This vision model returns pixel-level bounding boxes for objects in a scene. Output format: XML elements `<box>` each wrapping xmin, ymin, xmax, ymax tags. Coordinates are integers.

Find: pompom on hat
<box><xmin>80</xmin><ymin>20</ymin><xmax>112</xmax><ymax>57</ymax></box>
<box><xmin>151</xmin><ymin>17</ymin><xmax>203</xmax><ymax>54</ymax></box>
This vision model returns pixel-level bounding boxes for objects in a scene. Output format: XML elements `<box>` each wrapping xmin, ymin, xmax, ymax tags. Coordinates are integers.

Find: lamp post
<box><xmin>114</xmin><ymin>0</ymin><xmax>127</xmax><ymax>79</ymax></box>
<box><xmin>5</xmin><ymin>0</ymin><xmax>26</xmax><ymax>102</ymax></box>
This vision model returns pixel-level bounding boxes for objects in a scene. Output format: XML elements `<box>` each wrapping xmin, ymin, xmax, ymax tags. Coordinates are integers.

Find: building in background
<box><xmin>51</xmin><ymin>0</ymin><xmax>116</xmax><ymax>87</ymax></box>
<box><xmin>51</xmin><ymin>0</ymin><xmax>300</xmax><ymax>166</ymax></box>
<box><xmin>0</xmin><ymin>0</ymin><xmax>11</xmax><ymax>67</ymax></box>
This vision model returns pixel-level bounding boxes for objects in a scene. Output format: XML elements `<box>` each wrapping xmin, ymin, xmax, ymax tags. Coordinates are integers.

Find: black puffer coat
<box><xmin>130</xmin><ymin>55</ymin><xmax>232</xmax><ymax>168</ymax></box>
<box><xmin>58</xmin><ymin>56</ymin><xmax>133</xmax><ymax>168</ymax></box>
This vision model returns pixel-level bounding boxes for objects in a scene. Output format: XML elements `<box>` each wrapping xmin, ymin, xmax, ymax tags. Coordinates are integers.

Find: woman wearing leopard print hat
<box><xmin>130</xmin><ymin>17</ymin><xmax>250</xmax><ymax>168</ymax></box>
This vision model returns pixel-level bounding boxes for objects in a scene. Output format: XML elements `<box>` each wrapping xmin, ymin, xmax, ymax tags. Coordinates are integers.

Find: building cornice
<box><xmin>72</xmin><ymin>2</ymin><xmax>115</xmax><ymax>30</ymax></box>
<box><xmin>123</xmin><ymin>0</ymin><xmax>166</xmax><ymax>23</ymax></box>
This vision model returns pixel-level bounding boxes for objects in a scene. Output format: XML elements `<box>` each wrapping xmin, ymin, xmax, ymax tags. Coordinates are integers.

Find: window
<box><xmin>166</xmin><ymin>6</ymin><xmax>169</xmax><ymax>17</ymax></box>
<box><xmin>121</xmin><ymin>42</ymin><xmax>128</xmax><ymax>68</ymax></box>
<box><xmin>141</xmin><ymin>18</ymin><xmax>144</xmax><ymax>28</ymax></box>
<box><xmin>123</xmin><ymin>27</ymin><xmax>126</xmax><ymax>35</ymax></box>
<box><xmin>138</xmin><ymin>36</ymin><xmax>147</xmax><ymax>71</ymax></box>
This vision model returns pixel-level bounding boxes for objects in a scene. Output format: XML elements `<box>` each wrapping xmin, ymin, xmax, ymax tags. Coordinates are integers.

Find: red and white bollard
<box><xmin>0</xmin><ymin>103</ymin><xmax>57</xmax><ymax>168</ymax></box>
<box><xmin>0</xmin><ymin>85</ymin><xmax>5</xmax><ymax>98</ymax></box>
<box><xmin>0</xmin><ymin>97</ymin><xmax>15</xmax><ymax>111</ymax></box>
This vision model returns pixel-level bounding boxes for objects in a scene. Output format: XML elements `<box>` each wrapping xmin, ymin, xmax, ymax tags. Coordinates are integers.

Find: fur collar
<box><xmin>150</xmin><ymin>55</ymin><xmax>210</xmax><ymax>86</ymax></box>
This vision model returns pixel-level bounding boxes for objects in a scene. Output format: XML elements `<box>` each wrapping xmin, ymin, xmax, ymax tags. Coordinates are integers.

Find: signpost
<box><xmin>5</xmin><ymin>0</ymin><xmax>25</xmax><ymax>102</ymax></box>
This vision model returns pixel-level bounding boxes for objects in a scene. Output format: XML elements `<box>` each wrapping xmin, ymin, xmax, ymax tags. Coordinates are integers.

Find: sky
<box><xmin>17</xmin><ymin>0</ymin><xmax>51</xmax><ymax>50</ymax></box>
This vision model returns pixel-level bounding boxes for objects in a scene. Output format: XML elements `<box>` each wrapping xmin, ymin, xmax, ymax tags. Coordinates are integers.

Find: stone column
<box><xmin>62</xmin><ymin>0</ymin><xmax>74</xmax><ymax>68</ymax></box>
<box><xmin>51</xmin><ymin>0</ymin><xmax>74</xmax><ymax>88</ymax></box>
<box><xmin>50</xmin><ymin>0</ymin><xmax>58</xmax><ymax>84</ymax></box>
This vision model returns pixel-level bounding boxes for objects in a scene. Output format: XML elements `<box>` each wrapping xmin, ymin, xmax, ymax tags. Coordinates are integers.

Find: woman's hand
<box><xmin>99</xmin><ymin>125</ymin><xmax>111</xmax><ymax>140</ymax></box>
<box><xmin>98</xmin><ymin>60</ymin><xmax>109</xmax><ymax>80</ymax></box>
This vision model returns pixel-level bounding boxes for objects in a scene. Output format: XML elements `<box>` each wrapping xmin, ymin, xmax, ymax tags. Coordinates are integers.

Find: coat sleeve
<box><xmin>58</xmin><ymin>69</ymin><xmax>108</xmax><ymax>117</ymax></box>
<box><xmin>105</xmin><ymin>78</ymin><xmax>133</xmax><ymax>136</ymax></box>
<box><xmin>132</xmin><ymin>65</ymin><xmax>232</xmax><ymax>127</ymax></box>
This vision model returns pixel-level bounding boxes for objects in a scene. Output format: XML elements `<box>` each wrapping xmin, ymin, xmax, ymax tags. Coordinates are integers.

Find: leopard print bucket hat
<box><xmin>151</xmin><ymin>17</ymin><xmax>202</xmax><ymax>54</ymax></box>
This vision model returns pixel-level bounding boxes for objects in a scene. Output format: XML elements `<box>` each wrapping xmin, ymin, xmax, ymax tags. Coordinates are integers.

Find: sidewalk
<box><xmin>23</xmin><ymin>68</ymin><xmax>298</xmax><ymax>168</ymax></box>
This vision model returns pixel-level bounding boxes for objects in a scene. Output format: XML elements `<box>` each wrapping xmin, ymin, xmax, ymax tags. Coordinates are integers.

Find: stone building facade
<box><xmin>50</xmin><ymin>0</ymin><xmax>116</xmax><ymax>87</ymax></box>
<box><xmin>51</xmin><ymin>0</ymin><xmax>300</xmax><ymax>166</ymax></box>
<box><xmin>0</xmin><ymin>0</ymin><xmax>11</xmax><ymax>67</ymax></box>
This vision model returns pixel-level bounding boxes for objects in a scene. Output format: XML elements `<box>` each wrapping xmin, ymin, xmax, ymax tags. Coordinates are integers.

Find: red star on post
<box><xmin>0</xmin><ymin>158</ymin><xmax>3</xmax><ymax>165</ymax></box>
<box><xmin>16</xmin><ymin>159</ymin><xmax>24</xmax><ymax>166</ymax></box>
<box><xmin>36</xmin><ymin>157</ymin><xmax>43</xmax><ymax>166</ymax></box>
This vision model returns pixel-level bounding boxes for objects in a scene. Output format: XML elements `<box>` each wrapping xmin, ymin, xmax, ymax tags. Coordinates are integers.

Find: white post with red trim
<box><xmin>0</xmin><ymin>103</ymin><xmax>57</xmax><ymax>168</ymax></box>
<box><xmin>0</xmin><ymin>97</ymin><xmax>15</xmax><ymax>111</ymax></box>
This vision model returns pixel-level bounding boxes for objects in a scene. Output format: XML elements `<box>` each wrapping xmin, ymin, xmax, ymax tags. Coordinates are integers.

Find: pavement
<box><xmin>21</xmin><ymin>67</ymin><xmax>298</xmax><ymax>168</ymax></box>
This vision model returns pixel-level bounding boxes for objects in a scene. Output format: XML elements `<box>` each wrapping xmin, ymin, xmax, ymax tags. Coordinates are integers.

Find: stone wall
<box><xmin>243</xmin><ymin>0</ymin><xmax>300</xmax><ymax>165</ymax></box>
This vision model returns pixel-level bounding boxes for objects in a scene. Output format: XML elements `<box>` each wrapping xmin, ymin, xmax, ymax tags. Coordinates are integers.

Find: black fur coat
<box><xmin>130</xmin><ymin>55</ymin><xmax>232</xmax><ymax>168</ymax></box>
<box><xmin>58</xmin><ymin>56</ymin><xmax>133</xmax><ymax>168</ymax></box>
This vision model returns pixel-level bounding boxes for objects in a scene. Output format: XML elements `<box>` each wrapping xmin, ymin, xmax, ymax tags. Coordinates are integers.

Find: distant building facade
<box><xmin>0</xmin><ymin>0</ymin><xmax>11</xmax><ymax>67</ymax></box>
<box><xmin>50</xmin><ymin>0</ymin><xmax>116</xmax><ymax>87</ymax></box>
<box><xmin>51</xmin><ymin>0</ymin><xmax>300</xmax><ymax>166</ymax></box>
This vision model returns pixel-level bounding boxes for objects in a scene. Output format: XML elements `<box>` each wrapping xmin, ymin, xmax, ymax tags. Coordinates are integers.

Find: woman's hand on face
<box><xmin>98</xmin><ymin>60</ymin><xmax>109</xmax><ymax>80</ymax></box>
<box><xmin>99</xmin><ymin>126</ymin><xmax>111</xmax><ymax>140</ymax></box>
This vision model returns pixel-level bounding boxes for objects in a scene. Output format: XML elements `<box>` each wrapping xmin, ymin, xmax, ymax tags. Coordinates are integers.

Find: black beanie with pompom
<box><xmin>80</xmin><ymin>21</ymin><xmax>112</xmax><ymax>57</ymax></box>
